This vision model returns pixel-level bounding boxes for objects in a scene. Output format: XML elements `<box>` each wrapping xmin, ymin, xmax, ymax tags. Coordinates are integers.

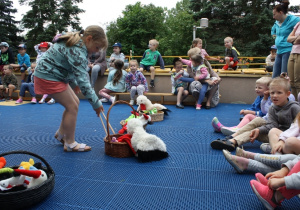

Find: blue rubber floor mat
<box><xmin>0</xmin><ymin>100</ymin><xmax>299</xmax><ymax>209</ymax></box>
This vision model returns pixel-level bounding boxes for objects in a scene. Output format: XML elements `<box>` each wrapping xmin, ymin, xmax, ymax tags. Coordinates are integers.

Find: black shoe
<box><xmin>205</xmin><ymin>105</ymin><xmax>211</xmax><ymax>109</ymax></box>
<box><xmin>149</xmin><ymin>80</ymin><xmax>155</xmax><ymax>87</ymax></box>
<box><xmin>211</xmin><ymin>137</ymin><xmax>236</xmax><ymax>151</ymax></box>
<box><xmin>232</xmin><ymin>66</ymin><xmax>238</xmax><ymax>70</ymax></box>
<box><xmin>176</xmin><ymin>104</ymin><xmax>184</xmax><ymax>109</ymax></box>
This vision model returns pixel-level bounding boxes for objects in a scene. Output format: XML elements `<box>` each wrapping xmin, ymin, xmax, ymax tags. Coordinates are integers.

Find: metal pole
<box><xmin>193</xmin><ymin>25</ymin><xmax>196</xmax><ymax>41</ymax></box>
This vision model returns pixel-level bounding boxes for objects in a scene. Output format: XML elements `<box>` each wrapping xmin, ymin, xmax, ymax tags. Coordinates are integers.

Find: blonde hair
<box><xmin>269</xmin><ymin>77</ymin><xmax>291</xmax><ymax>92</ymax></box>
<box><xmin>59</xmin><ymin>25</ymin><xmax>108</xmax><ymax>49</ymax></box>
<box><xmin>187</xmin><ymin>47</ymin><xmax>201</xmax><ymax>57</ymax></box>
<box><xmin>191</xmin><ymin>54</ymin><xmax>203</xmax><ymax>65</ymax></box>
<box><xmin>256</xmin><ymin>77</ymin><xmax>272</xmax><ymax>87</ymax></box>
<box><xmin>129</xmin><ymin>59</ymin><xmax>139</xmax><ymax>67</ymax></box>
<box><xmin>191</xmin><ymin>38</ymin><xmax>202</xmax><ymax>48</ymax></box>
<box><xmin>149</xmin><ymin>39</ymin><xmax>159</xmax><ymax>47</ymax></box>
<box><xmin>224</xmin><ymin>37</ymin><xmax>233</xmax><ymax>43</ymax></box>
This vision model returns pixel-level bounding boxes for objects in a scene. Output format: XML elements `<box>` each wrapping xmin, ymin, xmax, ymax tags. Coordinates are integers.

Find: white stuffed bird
<box><xmin>136</xmin><ymin>95</ymin><xmax>171</xmax><ymax>115</ymax></box>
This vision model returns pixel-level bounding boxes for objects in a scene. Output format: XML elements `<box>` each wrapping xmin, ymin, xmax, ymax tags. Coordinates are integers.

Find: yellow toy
<box><xmin>19</xmin><ymin>158</ymin><xmax>34</xmax><ymax>170</ymax></box>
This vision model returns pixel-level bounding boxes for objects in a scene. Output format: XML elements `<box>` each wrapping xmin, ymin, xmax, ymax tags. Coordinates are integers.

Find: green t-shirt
<box><xmin>140</xmin><ymin>49</ymin><xmax>161</xmax><ymax>66</ymax></box>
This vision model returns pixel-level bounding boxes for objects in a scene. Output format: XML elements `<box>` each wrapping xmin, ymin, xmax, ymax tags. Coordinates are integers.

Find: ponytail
<box><xmin>112</xmin><ymin>59</ymin><xmax>124</xmax><ymax>85</ymax></box>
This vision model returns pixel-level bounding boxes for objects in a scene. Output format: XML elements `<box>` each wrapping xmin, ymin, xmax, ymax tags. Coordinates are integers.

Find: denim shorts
<box><xmin>140</xmin><ymin>64</ymin><xmax>152</xmax><ymax>71</ymax></box>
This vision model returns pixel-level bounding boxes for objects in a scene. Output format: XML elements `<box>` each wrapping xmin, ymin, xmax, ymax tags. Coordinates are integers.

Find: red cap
<box><xmin>39</xmin><ymin>42</ymin><xmax>49</xmax><ymax>49</ymax></box>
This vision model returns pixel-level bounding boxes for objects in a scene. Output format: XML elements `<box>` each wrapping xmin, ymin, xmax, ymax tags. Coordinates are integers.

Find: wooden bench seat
<box><xmin>111</xmin><ymin>92</ymin><xmax>179</xmax><ymax>104</ymax></box>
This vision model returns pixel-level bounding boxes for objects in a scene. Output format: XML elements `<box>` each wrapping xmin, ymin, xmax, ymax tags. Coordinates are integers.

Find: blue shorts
<box><xmin>20</xmin><ymin>66</ymin><xmax>28</xmax><ymax>73</ymax></box>
<box><xmin>140</xmin><ymin>64</ymin><xmax>152</xmax><ymax>71</ymax></box>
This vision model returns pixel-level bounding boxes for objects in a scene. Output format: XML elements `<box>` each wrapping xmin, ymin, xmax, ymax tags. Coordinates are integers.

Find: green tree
<box><xmin>106</xmin><ymin>2</ymin><xmax>166</xmax><ymax>58</ymax></box>
<box><xmin>20</xmin><ymin>0</ymin><xmax>83</xmax><ymax>56</ymax></box>
<box><xmin>0</xmin><ymin>0</ymin><xmax>23</xmax><ymax>50</ymax></box>
<box><xmin>189</xmin><ymin>0</ymin><xmax>277</xmax><ymax>56</ymax></box>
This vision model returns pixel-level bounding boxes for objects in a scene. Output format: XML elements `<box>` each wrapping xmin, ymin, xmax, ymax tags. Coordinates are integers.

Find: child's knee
<box><xmin>150</xmin><ymin>66</ymin><xmax>155</xmax><ymax>72</ymax></box>
<box><xmin>284</xmin><ymin>137</ymin><xmax>299</xmax><ymax>149</ymax></box>
<box><xmin>225</xmin><ymin>57</ymin><xmax>230</xmax><ymax>61</ymax></box>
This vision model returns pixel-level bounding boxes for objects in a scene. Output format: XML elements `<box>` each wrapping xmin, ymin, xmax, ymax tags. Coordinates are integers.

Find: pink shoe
<box><xmin>255</xmin><ymin>173</ymin><xmax>268</xmax><ymax>186</ymax></box>
<box><xmin>250</xmin><ymin>180</ymin><xmax>281</xmax><ymax>209</ymax></box>
<box><xmin>196</xmin><ymin>104</ymin><xmax>201</xmax><ymax>110</ymax></box>
<box><xmin>31</xmin><ymin>98</ymin><xmax>37</xmax><ymax>104</ymax></box>
<box><xmin>15</xmin><ymin>98</ymin><xmax>23</xmax><ymax>104</ymax></box>
<box><xmin>211</xmin><ymin>117</ymin><xmax>223</xmax><ymax>132</ymax></box>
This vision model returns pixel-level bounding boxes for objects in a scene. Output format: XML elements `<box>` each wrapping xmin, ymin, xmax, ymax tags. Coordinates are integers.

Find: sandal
<box><xmin>64</xmin><ymin>141</ymin><xmax>91</xmax><ymax>152</ymax></box>
<box><xmin>210</xmin><ymin>137</ymin><xmax>236</xmax><ymax>151</ymax></box>
<box><xmin>54</xmin><ymin>131</ymin><xmax>65</xmax><ymax>144</ymax></box>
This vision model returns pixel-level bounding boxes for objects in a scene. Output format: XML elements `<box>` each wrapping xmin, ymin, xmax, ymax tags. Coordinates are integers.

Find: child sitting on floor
<box><xmin>15</xmin><ymin>63</ymin><xmax>37</xmax><ymax>104</ymax></box>
<box><xmin>0</xmin><ymin>65</ymin><xmax>18</xmax><ymax>101</ymax></box>
<box><xmin>99</xmin><ymin>59</ymin><xmax>127</xmax><ymax>104</ymax></box>
<box><xmin>125</xmin><ymin>59</ymin><xmax>148</xmax><ymax>105</ymax></box>
<box><xmin>210</xmin><ymin>77</ymin><xmax>300</xmax><ymax>152</ymax></box>
<box><xmin>171</xmin><ymin>58</ymin><xmax>190</xmax><ymax>109</ymax></box>
<box><xmin>212</xmin><ymin>76</ymin><xmax>272</xmax><ymax>132</ymax></box>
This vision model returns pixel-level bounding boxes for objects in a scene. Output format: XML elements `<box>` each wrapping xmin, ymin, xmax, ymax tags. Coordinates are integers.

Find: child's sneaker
<box><xmin>222</xmin><ymin>64</ymin><xmax>229</xmax><ymax>70</ymax></box>
<box><xmin>39</xmin><ymin>98</ymin><xmax>46</xmax><ymax>104</ymax></box>
<box><xmin>196</xmin><ymin>104</ymin><xmax>201</xmax><ymax>110</ymax></box>
<box><xmin>0</xmin><ymin>96</ymin><xmax>5</xmax><ymax>101</ymax></box>
<box><xmin>221</xmin><ymin>126</ymin><xmax>239</xmax><ymax>136</ymax></box>
<box><xmin>250</xmin><ymin>180</ymin><xmax>281</xmax><ymax>209</ymax></box>
<box><xmin>15</xmin><ymin>98</ymin><xmax>23</xmax><ymax>104</ymax></box>
<box><xmin>129</xmin><ymin>100</ymin><xmax>134</xmax><ymax>105</ymax></box>
<box><xmin>100</xmin><ymin>98</ymin><xmax>108</xmax><ymax>103</ymax></box>
<box><xmin>149</xmin><ymin>80</ymin><xmax>155</xmax><ymax>88</ymax></box>
<box><xmin>110</xmin><ymin>96</ymin><xmax>115</xmax><ymax>104</ymax></box>
<box><xmin>31</xmin><ymin>98</ymin><xmax>37</xmax><ymax>104</ymax></box>
<box><xmin>47</xmin><ymin>98</ymin><xmax>55</xmax><ymax>104</ymax></box>
<box><xmin>255</xmin><ymin>173</ymin><xmax>268</xmax><ymax>186</ymax></box>
<box><xmin>6</xmin><ymin>97</ymin><xmax>13</xmax><ymax>101</ymax></box>
<box><xmin>260</xmin><ymin>143</ymin><xmax>272</xmax><ymax>154</ymax></box>
<box><xmin>211</xmin><ymin>117</ymin><xmax>223</xmax><ymax>132</ymax></box>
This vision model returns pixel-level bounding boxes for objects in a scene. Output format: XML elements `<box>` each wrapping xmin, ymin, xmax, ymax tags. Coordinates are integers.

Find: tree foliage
<box><xmin>0</xmin><ymin>0</ymin><xmax>23</xmax><ymax>51</ymax></box>
<box><xmin>189</xmin><ymin>0</ymin><xmax>277</xmax><ymax>56</ymax></box>
<box><xmin>20</xmin><ymin>0</ymin><xmax>84</xmax><ymax>55</ymax></box>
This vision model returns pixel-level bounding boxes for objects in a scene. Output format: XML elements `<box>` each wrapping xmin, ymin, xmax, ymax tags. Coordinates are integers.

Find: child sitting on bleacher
<box><xmin>10</xmin><ymin>44</ymin><xmax>30</xmax><ymax>83</ymax></box>
<box><xmin>219</xmin><ymin>37</ymin><xmax>239</xmax><ymax>70</ymax></box>
<box><xmin>35</xmin><ymin>41</ymin><xmax>56</xmax><ymax>104</ymax></box>
<box><xmin>99</xmin><ymin>59</ymin><xmax>127</xmax><ymax>104</ymax></box>
<box><xmin>212</xmin><ymin>76</ymin><xmax>271</xmax><ymax>132</ymax></box>
<box><xmin>109</xmin><ymin>42</ymin><xmax>128</xmax><ymax>70</ymax></box>
<box><xmin>0</xmin><ymin>65</ymin><xmax>18</xmax><ymax>101</ymax></box>
<box><xmin>15</xmin><ymin>63</ymin><xmax>37</xmax><ymax>104</ymax></box>
<box><xmin>265</xmin><ymin>45</ymin><xmax>277</xmax><ymax>72</ymax></box>
<box><xmin>125</xmin><ymin>59</ymin><xmax>148</xmax><ymax>105</ymax></box>
<box><xmin>171</xmin><ymin>58</ymin><xmax>189</xmax><ymax>109</ymax></box>
<box><xmin>139</xmin><ymin>39</ymin><xmax>165</xmax><ymax>88</ymax></box>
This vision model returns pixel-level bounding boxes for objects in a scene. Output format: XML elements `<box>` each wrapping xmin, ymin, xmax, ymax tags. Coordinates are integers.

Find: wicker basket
<box><xmin>0</xmin><ymin>150</ymin><xmax>55</xmax><ymax>210</ymax></box>
<box><xmin>104</xmin><ymin>100</ymin><xmax>137</xmax><ymax>158</ymax></box>
<box><xmin>150</xmin><ymin>111</ymin><xmax>164</xmax><ymax>122</ymax></box>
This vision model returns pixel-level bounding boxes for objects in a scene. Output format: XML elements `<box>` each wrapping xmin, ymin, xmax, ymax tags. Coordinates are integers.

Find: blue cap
<box><xmin>112</xmin><ymin>42</ymin><xmax>122</xmax><ymax>48</ymax></box>
<box><xmin>271</xmin><ymin>45</ymin><xmax>277</xmax><ymax>50</ymax></box>
<box><xmin>0</xmin><ymin>42</ymin><xmax>9</xmax><ymax>47</ymax></box>
<box><xmin>18</xmin><ymin>44</ymin><xmax>27</xmax><ymax>49</ymax></box>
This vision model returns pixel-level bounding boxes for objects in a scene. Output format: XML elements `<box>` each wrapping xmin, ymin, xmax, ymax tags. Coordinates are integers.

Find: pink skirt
<box><xmin>34</xmin><ymin>77</ymin><xmax>68</xmax><ymax>95</ymax></box>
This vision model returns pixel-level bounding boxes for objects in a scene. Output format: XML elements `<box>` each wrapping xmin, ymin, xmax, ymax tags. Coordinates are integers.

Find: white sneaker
<box><xmin>100</xmin><ymin>98</ymin><xmax>108</xmax><ymax>103</ymax></box>
<box><xmin>47</xmin><ymin>98</ymin><xmax>55</xmax><ymax>104</ymax></box>
<box><xmin>110</xmin><ymin>96</ymin><xmax>115</xmax><ymax>104</ymax></box>
<box><xmin>129</xmin><ymin>100</ymin><xmax>134</xmax><ymax>105</ymax></box>
<box><xmin>39</xmin><ymin>98</ymin><xmax>46</xmax><ymax>104</ymax></box>
<box><xmin>260</xmin><ymin>143</ymin><xmax>272</xmax><ymax>154</ymax></box>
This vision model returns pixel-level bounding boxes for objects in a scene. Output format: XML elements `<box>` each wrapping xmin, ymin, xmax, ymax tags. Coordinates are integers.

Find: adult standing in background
<box><xmin>271</xmin><ymin>1</ymin><xmax>300</xmax><ymax>78</ymax></box>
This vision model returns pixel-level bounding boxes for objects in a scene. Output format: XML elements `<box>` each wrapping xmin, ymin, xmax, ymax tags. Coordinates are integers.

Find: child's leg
<box><xmin>176</xmin><ymin>87</ymin><xmax>184</xmax><ymax>105</ymax></box>
<box><xmin>222</xmin><ymin>57</ymin><xmax>230</xmax><ymax>70</ymax></box>
<box><xmin>181</xmin><ymin>90</ymin><xmax>189</xmax><ymax>102</ymax></box>
<box><xmin>136</xmin><ymin>84</ymin><xmax>145</xmax><ymax>95</ymax></box>
<box><xmin>197</xmin><ymin>83</ymin><xmax>208</xmax><ymax>106</ymax></box>
<box><xmin>283</xmin><ymin>137</ymin><xmax>300</xmax><ymax>154</ymax></box>
<box><xmin>150</xmin><ymin>66</ymin><xmax>155</xmax><ymax>87</ymax></box>
<box><xmin>20</xmin><ymin>67</ymin><xmax>26</xmax><ymax>82</ymax></box>
<box><xmin>39</xmin><ymin>94</ymin><xmax>48</xmax><ymax>103</ymax></box>
<box><xmin>278</xmin><ymin>161</ymin><xmax>300</xmax><ymax>200</ymax></box>
<box><xmin>236</xmin><ymin>114</ymin><xmax>256</xmax><ymax>128</ymax></box>
<box><xmin>250</xmin><ymin>154</ymin><xmax>298</xmax><ymax>174</ymax></box>
<box><xmin>50</xmin><ymin>85</ymin><xmax>90</xmax><ymax>151</ymax></box>
<box><xmin>233</xmin><ymin>117</ymin><xmax>266</xmax><ymax>137</ymax></box>
<box><xmin>8</xmin><ymin>84</ymin><xmax>15</xmax><ymax>97</ymax></box>
<box><xmin>130</xmin><ymin>86</ymin><xmax>137</xmax><ymax>100</ymax></box>
<box><xmin>179</xmin><ymin>77</ymin><xmax>194</xmax><ymax>83</ymax></box>
<box><xmin>28</xmin><ymin>83</ymin><xmax>36</xmax><ymax>98</ymax></box>
<box><xmin>99</xmin><ymin>88</ymin><xmax>113</xmax><ymax>100</ymax></box>
<box><xmin>268</xmin><ymin>128</ymin><xmax>282</xmax><ymax>149</ymax></box>
<box><xmin>90</xmin><ymin>65</ymin><xmax>101</xmax><ymax>88</ymax></box>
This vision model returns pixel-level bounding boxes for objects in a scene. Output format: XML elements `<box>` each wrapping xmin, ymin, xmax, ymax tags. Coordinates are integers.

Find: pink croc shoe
<box><xmin>255</xmin><ymin>173</ymin><xmax>268</xmax><ymax>186</ymax></box>
<box><xmin>31</xmin><ymin>98</ymin><xmax>37</xmax><ymax>104</ymax></box>
<box><xmin>250</xmin><ymin>180</ymin><xmax>281</xmax><ymax>210</ymax></box>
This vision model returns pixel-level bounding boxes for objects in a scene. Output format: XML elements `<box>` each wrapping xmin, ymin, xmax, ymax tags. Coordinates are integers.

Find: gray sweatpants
<box><xmin>248</xmin><ymin>154</ymin><xmax>299</xmax><ymax>175</ymax></box>
<box><xmin>130</xmin><ymin>85</ymin><xmax>145</xmax><ymax>100</ymax></box>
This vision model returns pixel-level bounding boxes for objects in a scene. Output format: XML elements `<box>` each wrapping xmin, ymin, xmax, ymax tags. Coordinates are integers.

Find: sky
<box><xmin>12</xmin><ymin>0</ymin><xmax>180</xmax><ymax>31</ymax></box>
<box><xmin>12</xmin><ymin>0</ymin><xmax>300</xmax><ymax>31</ymax></box>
